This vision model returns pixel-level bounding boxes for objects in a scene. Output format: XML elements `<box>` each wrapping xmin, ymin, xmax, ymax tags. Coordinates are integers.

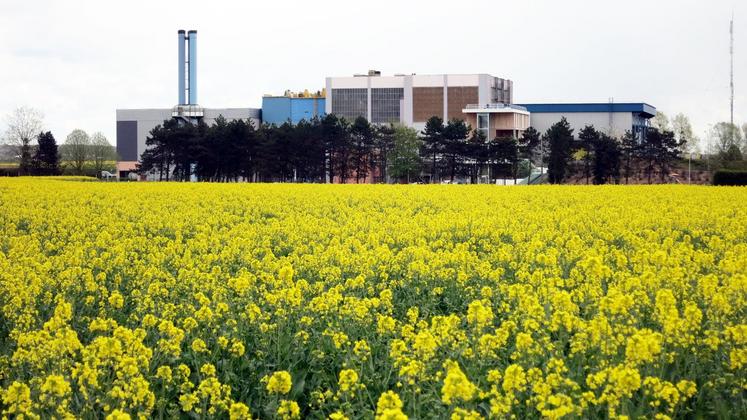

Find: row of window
<box><xmin>330</xmin><ymin>88</ymin><xmax>405</xmax><ymax>124</ymax></box>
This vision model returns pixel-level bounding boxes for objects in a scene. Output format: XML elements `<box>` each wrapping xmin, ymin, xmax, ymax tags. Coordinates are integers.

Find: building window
<box><xmin>491</xmin><ymin>77</ymin><xmax>512</xmax><ymax>104</ymax></box>
<box><xmin>371</xmin><ymin>88</ymin><xmax>404</xmax><ymax>124</ymax></box>
<box><xmin>331</xmin><ymin>88</ymin><xmax>368</xmax><ymax>120</ymax></box>
<box><xmin>477</xmin><ymin>113</ymin><xmax>489</xmax><ymax>139</ymax></box>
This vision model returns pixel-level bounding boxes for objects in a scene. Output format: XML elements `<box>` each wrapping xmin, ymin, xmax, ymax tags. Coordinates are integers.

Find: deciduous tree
<box><xmin>388</xmin><ymin>125</ymin><xmax>422</xmax><ymax>183</ymax></box>
<box><xmin>90</xmin><ymin>132</ymin><xmax>117</xmax><ymax>177</ymax></box>
<box><xmin>3</xmin><ymin>107</ymin><xmax>44</xmax><ymax>175</ymax></box>
<box><xmin>64</xmin><ymin>129</ymin><xmax>90</xmax><ymax>175</ymax></box>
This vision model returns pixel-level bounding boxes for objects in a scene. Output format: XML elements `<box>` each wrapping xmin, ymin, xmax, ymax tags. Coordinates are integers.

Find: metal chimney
<box><xmin>188</xmin><ymin>30</ymin><xmax>197</xmax><ymax>105</ymax></box>
<box><xmin>178</xmin><ymin>30</ymin><xmax>186</xmax><ymax>105</ymax></box>
<box><xmin>172</xmin><ymin>29</ymin><xmax>203</xmax><ymax>123</ymax></box>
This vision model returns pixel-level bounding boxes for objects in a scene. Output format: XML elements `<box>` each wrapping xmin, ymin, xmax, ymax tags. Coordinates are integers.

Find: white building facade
<box><xmin>325</xmin><ymin>72</ymin><xmax>519</xmax><ymax>133</ymax></box>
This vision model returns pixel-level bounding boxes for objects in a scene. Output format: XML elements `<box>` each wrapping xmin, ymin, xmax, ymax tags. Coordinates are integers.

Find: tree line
<box><xmin>652</xmin><ymin>111</ymin><xmax>747</xmax><ymax>162</ymax></box>
<box><xmin>542</xmin><ymin>118</ymin><xmax>685</xmax><ymax>184</ymax></box>
<box><xmin>1</xmin><ymin>107</ymin><xmax>117</xmax><ymax>176</ymax></box>
<box><xmin>4</xmin><ymin>105</ymin><xmax>744</xmax><ymax>182</ymax></box>
<box><xmin>139</xmin><ymin>113</ymin><xmax>691</xmax><ymax>185</ymax></box>
<box><xmin>138</xmin><ymin>114</ymin><xmax>538</xmax><ymax>183</ymax></box>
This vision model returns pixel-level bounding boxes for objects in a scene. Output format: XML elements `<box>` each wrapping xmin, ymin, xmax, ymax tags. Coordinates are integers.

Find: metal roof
<box><xmin>518</xmin><ymin>103</ymin><xmax>656</xmax><ymax>118</ymax></box>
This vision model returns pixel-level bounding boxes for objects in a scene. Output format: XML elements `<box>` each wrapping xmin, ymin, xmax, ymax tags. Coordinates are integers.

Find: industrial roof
<box><xmin>518</xmin><ymin>103</ymin><xmax>656</xmax><ymax>118</ymax></box>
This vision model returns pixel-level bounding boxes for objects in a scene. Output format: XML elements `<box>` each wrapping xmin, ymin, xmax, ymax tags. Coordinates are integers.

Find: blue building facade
<box><xmin>261</xmin><ymin>96</ymin><xmax>326</xmax><ymax>125</ymax></box>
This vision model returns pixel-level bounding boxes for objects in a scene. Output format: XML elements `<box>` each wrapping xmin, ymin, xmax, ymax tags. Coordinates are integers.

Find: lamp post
<box><xmin>540</xmin><ymin>137</ymin><xmax>544</xmax><ymax>176</ymax></box>
<box><xmin>688</xmin><ymin>152</ymin><xmax>692</xmax><ymax>184</ymax></box>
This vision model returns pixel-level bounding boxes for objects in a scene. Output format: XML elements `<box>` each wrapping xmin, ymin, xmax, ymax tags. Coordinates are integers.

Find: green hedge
<box><xmin>713</xmin><ymin>170</ymin><xmax>747</xmax><ymax>186</ymax></box>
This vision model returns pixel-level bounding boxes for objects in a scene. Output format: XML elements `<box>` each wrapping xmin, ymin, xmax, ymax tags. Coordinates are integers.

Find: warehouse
<box><xmin>519</xmin><ymin>103</ymin><xmax>656</xmax><ymax>140</ymax></box>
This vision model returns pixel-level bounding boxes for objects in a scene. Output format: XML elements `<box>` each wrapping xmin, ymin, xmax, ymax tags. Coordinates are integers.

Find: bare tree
<box><xmin>90</xmin><ymin>132</ymin><xmax>116</xmax><ymax>176</ymax></box>
<box><xmin>64</xmin><ymin>129</ymin><xmax>91</xmax><ymax>175</ymax></box>
<box><xmin>3</xmin><ymin>106</ymin><xmax>44</xmax><ymax>149</ymax></box>
<box><xmin>671</xmin><ymin>113</ymin><xmax>697</xmax><ymax>153</ymax></box>
<box><xmin>711</xmin><ymin>122</ymin><xmax>743</xmax><ymax>159</ymax></box>
<box><xmin>3</xmin><ymin>107</ymin><xmax>44</xmax><ymax>174</ymax></box>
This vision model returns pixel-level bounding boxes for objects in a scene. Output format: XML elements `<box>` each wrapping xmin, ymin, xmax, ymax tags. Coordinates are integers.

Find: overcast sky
<box><xmin>1</xmin><ymin>0</ymin><xmax>744</xmax><ymax>148</ymax></box>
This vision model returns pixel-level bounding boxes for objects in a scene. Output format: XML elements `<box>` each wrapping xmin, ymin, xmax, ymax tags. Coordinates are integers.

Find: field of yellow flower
<box><xmin>1</xmin><ymin>178</ymin><xmax>746</xmax><ymax>419</ymax></box>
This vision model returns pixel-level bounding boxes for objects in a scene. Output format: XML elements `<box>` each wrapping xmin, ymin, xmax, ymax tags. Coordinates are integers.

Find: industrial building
<box><xmin>261</xmin><ymin>92</ymin><xmax>326</xmax><ymax>125</ymax></box>
<box><xmin>116</xmin><ymin>108</ymin><xmax>261</xmax><ymax>179</ymax></box>
<box><xmin>324</xmin><ymin>71</ymin><xmax>527</xmax><ymax>133</ymax></box>
<box><xmin>520</xmin><ymin>103</ymin><xmax>656</xmax><ymax>140</ymax></box>
<box><xmin>115</xmin><ymin>31</ymin><xmax>657</xmax><ymax>182</ymax></box>
<box><xmin>115</xmin><ymin>30</ymin><xmax>260</xmax><ymax>179</ymax></box>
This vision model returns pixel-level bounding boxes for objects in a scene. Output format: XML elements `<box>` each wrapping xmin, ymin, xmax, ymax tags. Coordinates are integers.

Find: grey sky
<box><xmin>1</xmin><ymin>0</ymin><xmax>744</xmax><ymax>149</ymax></box>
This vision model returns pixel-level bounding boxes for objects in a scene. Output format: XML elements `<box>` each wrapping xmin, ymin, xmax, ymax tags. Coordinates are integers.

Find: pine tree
<box><xmin>546</xmin><ymin>117</ymin><xmax>574</xmax><ymax>184</ymax></box>
<box><xmin>421</xmin><ymin>116</ymin><xmax>444</xmax><ymax>183</ymax></box>
<box><xmin>33</xmin><ymin>131</ymin><xmax>60</xmax><ymax>175</ymax></box>
<box><xmin>518</xmin><ymin>126</ymin><xmax>540</xmax><ymax>167</ymax></box>
<box><xmin>577</xmin><ymin>125</ymin><xmax>600</xmax><ymax>184</ymax></box>
<box><xmin>442</xmin><ymin>119</ymin><xmax>469</xmax><ymax>182</ymax></box>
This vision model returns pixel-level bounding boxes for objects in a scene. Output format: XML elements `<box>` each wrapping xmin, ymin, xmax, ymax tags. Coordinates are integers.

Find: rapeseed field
<box><xmin>0</xmin><ymin>178</ymin><xmax>745</xmax><ymax>419</ymax></box>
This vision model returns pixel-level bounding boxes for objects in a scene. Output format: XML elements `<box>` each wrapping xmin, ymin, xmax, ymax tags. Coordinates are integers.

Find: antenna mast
<box><xmin>730</xmin><ymin>13</ymin><xmax>734</xmax><ymax>139</ymax></box>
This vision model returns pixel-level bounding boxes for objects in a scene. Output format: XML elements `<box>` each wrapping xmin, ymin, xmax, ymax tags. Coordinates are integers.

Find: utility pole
<box><xmin>730</xmin><ymin>13</ymin><xmax>734</xmax><ymax>144</ymax></box>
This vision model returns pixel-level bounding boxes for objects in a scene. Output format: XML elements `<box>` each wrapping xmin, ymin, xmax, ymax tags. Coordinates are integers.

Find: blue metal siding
<box><xmin>178</xmin><ymin>32</ymin><xmax>186</xmax><ymax>105</ymax></box>
<box><xmin>519</xmin><ymin>103</ymin><xmax>656</xmax><ymax>118</ymax></box>
<box><xmin>317</xmin><ymin>98</ymin><xmax>326</xmax><ymax>119</ymax></box>
<box><xmin>262</xmin><ymin>97</ymin><xmax>292</xmax><ymax>125</ymax></box>
<box><xmin>262</xmin><ymin>97</ymin><xmax>326</xmax><ymax>125</ymax></box>
<box><xmin>291</xmin><ymin>98</ymin><xmax>326</xmax><ymax>123</ymax></box>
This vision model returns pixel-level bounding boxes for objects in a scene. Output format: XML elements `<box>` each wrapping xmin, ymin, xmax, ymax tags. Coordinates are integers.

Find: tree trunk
<box><xmin>432</xmin><ymin>152</ymin><xmax>437</xmax><ymax>183</ymax></box>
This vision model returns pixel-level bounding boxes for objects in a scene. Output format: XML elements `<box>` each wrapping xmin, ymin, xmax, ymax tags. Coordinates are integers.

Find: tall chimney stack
<box><xmin>178</xmin><ymin>30</ymin><xmax>186</xmax><ymax>105</ymax></box>
<box><xmin>188</xmin><ymin>30</ymin><xmax>197</xmax><ymax>105</ymax></box>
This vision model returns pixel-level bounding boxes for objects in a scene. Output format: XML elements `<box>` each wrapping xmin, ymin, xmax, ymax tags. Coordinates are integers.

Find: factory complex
<box><xmin>116</xmin><ymin>31</ymin><xmax>656</xmax><ymax>180</ymax></box>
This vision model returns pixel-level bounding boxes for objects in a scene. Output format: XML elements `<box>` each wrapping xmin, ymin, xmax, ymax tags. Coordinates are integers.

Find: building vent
<box><xmin>368</xmin><ymin>69</ymin><xmax>381</xmax><ymax>76</ymax></box>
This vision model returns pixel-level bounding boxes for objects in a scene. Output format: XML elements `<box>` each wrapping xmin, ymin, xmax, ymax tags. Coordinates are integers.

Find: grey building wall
<box><xmin>529</xmin><ymin>112</ymin><xmax>635</xmax><ymax>139</ymax></box>
<box><xmin>116</xmin><ymin>109</ymin><xmax>172</xmax><ymax>163</ymax></box>
<box><xmin>116</xmin><ymin>108</ymin><xmax>261</xmax><ymax>163</ymax></box>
